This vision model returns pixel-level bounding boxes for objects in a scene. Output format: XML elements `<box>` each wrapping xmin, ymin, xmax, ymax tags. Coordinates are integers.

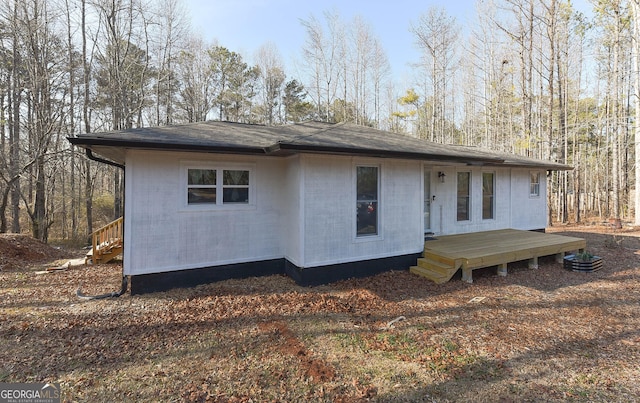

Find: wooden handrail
<box><xmin>92</xmin><ymin>217</ymin><xmax>123</xmax><ymax>260</ymax></box>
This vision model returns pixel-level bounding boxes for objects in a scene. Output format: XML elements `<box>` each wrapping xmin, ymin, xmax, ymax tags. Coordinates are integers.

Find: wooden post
<box><xmin>462</xmin><ymin>268</ymin><xmax>473</xmax><ymax>283</ymax></box>
<box><xmin>555</xmin><ymin>253</ymin><xmax>564</xmax><ymax>263</ymax></box>
<box><xmin>497</xmin><ymin>263</ymin><xmax>508</xmax><ymax>276</ymax></box>
<box><xmin>528</xmin><ymin>257</ymin><xmax>539</xmax><ymax>269</ymax></box>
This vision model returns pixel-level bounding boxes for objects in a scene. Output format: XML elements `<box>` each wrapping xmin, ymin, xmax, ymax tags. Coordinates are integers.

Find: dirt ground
<box><xmin>0</xmin><ymin>226</ymin><xmax>639</xmax><ymax>402</ymax></box>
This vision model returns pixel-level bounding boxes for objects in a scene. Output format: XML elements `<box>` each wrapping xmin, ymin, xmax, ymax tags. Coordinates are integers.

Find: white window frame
<box><xmin>186</xmin><ymin>168</ymin><xmax>217</xmax><ymax>205</ymax></box>
<box><xmin>221</xmin><ymin>169</ymin><xmax>251</xmax><ymax>204</ymax></box>
<box><xmin>530</xmin><ymin>171</ymin><xmax>541</xmax><ymax>197</ymax></box>
<box><xmin>182</xmin><ymin>162</ymin><xmax>256</xmax><ymax>211</ymax></box>
<box><xmin>354</xmin><ymin>163</ymin><xmax>382</xmax><ymax>241</ymax></box>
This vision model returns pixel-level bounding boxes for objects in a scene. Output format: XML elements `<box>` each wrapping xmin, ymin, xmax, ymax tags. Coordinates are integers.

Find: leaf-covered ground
<box><xmin>1</xmin><ymin>226</ymin><xmax>639</xmax><ymax>402</ymax></box>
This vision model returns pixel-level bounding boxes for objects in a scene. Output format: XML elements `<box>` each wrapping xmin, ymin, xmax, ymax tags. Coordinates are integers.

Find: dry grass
<box><xmin>1</xmin><ymin>226</ymin><xmax>639</xmax><ymax>402</ymax></box>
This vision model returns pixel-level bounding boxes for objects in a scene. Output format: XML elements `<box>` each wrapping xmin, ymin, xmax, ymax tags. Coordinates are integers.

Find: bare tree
<box><xmin>9</xmin><ymin>0</ymin><xmax>22</xmax><ymax>233</ymax></box>
<box><xmin>349</xmin><ymin>16</ymin><xmax>381</xmax><ymax>125</ymax></box>
<box><xmin>370</xmin><ymin>38</ymin><xmax>390</xmax><ymax>128</ymax></box>
<box><xmin>92</xmin><ymin>0</ymin><xmax>153</xmax><ymax>219</ymax></box>
<box><xmin>300</xmin><ymin>11</ymin><xmax>342</xmax><ymax>121</ymax></box>
<box><xmin>81</xmin><ymin>0</ymin><xmax>95</xmax><ymax>236</ymax></box>
<box><xmin>410</xmin><ymin>6</ymin><xmax>460</xmax><ymax>142</ymax></box>
<box><xmin>15</xmin><ymin>0</ymin><xmax>68</xmax><ymax>241</ymax></box>
<box><xmin>151</xmin><ymin>0</ymin><xmax>187</xmax><ymax>126</ymax></box>
<box><xmin>493</xmin><ymin>0</ymin><xmax>536</xmax><ymax>155</ymax></box>
<box><xmin>255</xmin><ymin>42</ymin><xmax>286</xmax><ymax>125</ymax></box>
<box><xmin>632</xmin><ymin>0</ymin><xmax>640</xmax><ymax>224</ymax></box>
<box><xmin>176</xmin><ymin>36</ymin><xmax>215</xmax><ymax>122</ymax></box>
<box><xmin>595</xmin><ymin>0</ymin><xmax>626</xmax><ymax>222</ymax></box>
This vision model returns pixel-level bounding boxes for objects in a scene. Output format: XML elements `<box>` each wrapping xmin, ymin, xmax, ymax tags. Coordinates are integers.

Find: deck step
<box><xmin>410</xmin><ymin>257</ymin><xmax>458</xmax><ymax>284</ymax></box>
<box><xmin>416</xmin><ymin>257</ymin><xmax>452</xmax><ymax>273</ymax></box>
<box><xmin>86</xmin><ymin>237</ymin><xmax>123</xmax><ymax>265</ymax></box>
<box><xmin>423</xmin><ymin>250</ymin><xmax>457</xmax><ymax>267</ymax></box>
<box><xmin>87</xmin><ymin>245</ymin><xmax>123</xmax><ymax>264</ymax></box>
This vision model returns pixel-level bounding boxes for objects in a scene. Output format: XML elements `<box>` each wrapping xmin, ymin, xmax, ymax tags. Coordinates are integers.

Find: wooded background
<box><xmin>1</xmin><ymin>0</ymin><xmax>639</xmax><ymax>243</ymax></box>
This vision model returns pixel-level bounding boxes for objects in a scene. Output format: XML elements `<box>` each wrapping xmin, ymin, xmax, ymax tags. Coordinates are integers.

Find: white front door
<box><xmin>424</xmin><ymin>167</ymin><xmax>432</xmax><ymax>234</ymax></box>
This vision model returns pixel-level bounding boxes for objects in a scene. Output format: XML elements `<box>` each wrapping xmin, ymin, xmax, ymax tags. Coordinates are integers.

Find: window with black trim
<box><xmin>482</xmin><ymin>172</ymin><xmax>495</xmax><ymax>220</ymax></box>
<box><xmin>356</xmin><ymin>166</ymin><xmax>379</xmax><ymax>236</ymax></box>
<box><xmin>457</xmin><ymin>172</ymin><xmax>470</xmax><ymax>221</ymax></box>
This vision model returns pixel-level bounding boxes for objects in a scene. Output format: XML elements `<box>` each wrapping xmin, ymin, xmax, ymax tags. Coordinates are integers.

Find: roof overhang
<box><xmin>264</xmin><ymin>142</ymin><xmax>506</xmax><ymax>165</ymax></box>
<box><xmin>68</xmin><ymin>121</ymin><xmax>573</xmax><ymax>171</ymax></box>
<box><xmin>68</xmin><ymin>137</ymin><xmax>266</xmax><ymax>165</ymax></box>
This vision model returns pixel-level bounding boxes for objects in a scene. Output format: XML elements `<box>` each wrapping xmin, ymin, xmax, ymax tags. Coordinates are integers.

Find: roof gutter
<box><xmin>70</xmin><ymin>136</ymin><xmax>266</xmax><ymax>154</ymax></box>
<box><xmin>85</xmin><ymin>148</ymin><xmax>125</xmax><ymax>169</ymax></box>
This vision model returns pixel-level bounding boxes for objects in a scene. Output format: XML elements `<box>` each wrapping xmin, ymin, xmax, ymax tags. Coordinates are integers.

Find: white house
<box><xmin>69</xmin><ymin>121</ymin><xmax>569</xmax><ymax>294</ymax></box>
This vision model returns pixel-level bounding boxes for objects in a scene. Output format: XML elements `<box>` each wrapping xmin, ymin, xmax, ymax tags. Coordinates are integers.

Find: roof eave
<box><xmin>485</xmin><ymin>161</ymin><xmax>573</xmax><ymax>171</ymax></box>
<box><xmin>69</xmin><ymin>137</ymin><xmax>267</xmax><ymax>157</ymax></box>
<box><xmin>267</xmin><ymin>142</ymin><xmax>505</xmax><ymax>164</ymax></box>
<box><xmin>68</xmin><ymin>135</ymin><xmax>572</xmax><ymax>171</ymax></box>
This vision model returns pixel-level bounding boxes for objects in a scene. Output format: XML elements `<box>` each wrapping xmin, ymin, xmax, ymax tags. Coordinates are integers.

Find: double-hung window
<box><xmin>187</xmin><ymin>167</ymin><xmax>250</xmax><ymax>206</ymax></box>
<box><xmin>187</xmin><ymin>169</ymin><xmax>217</xmax><ymax>204</ymax></box>
<box><xmin>222</xmin><ymin>170</ymin><xmax>249</xmax><ymax>204</ymax></box>
<box><xmin>530</xmin><ymin>172</ymin><xmax>540</xmax><ymax>197</ymax></box>
<box><xmin>356</xmin><ymin>166</ymin><xmax>379</xmax><ymax>237</ymax></box>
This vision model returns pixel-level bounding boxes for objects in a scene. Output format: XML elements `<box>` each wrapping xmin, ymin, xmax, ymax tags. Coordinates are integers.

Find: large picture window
<box><xmin>457</xmin><ymin>172</ymin><xmax>470</xmax><ymax>221</ymax></box>
<box><xmin>482</xmin><ymin>172</ymin><xmax>495</xmax><ymax>220</ymax></box>
<box><xmin>356</xmin><ymin>166</ymin><xmax>379</xmax><ymax>236</ymax></box>
<box><xmin>187</xmin><ymin>168</ymin><xmax>250</xmax><ymax>206</ymax></box>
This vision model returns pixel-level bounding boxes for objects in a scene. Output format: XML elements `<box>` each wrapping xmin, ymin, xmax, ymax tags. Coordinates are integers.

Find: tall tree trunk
<box><xmin>632</xmin><ymin>0</ymin><xmax>640</xmax><ymax>225</ymax></box>
<box><xmin>10</xmin><ymin>0</ymin><xmax>21</xmax><ymax>233</ymax></box>
<box><xmin>611</xmin><ymin>1</ymin><xmax>621</xmax><ymax>221</ymax></box>
<box><xmin>82</xmin><ymin>0</ymin><xmax>93</xmax><ymax>237</ymax></box>
<box><xmin>33</xmin><ymin>155</ymin><xmax>47</xmax><ymax>241</ymax></box>
<box><xmin>114</xmin><ymin>169</ymin><xmax>122</xmax><ymax>219</ymax></box>
<box><xmin>66</xmin><ymin>0</ymin><xmax>78</xmax><ymax>238</ymax></box>
<box><xmin>546</xmin><ymin>0</ymin><xmax>557</xmax><ymax>226</ymax></box>
<box><xmin>556</xmin><ymin>26</ymin><xmax>568</xmax><ymax>224</ymax></box>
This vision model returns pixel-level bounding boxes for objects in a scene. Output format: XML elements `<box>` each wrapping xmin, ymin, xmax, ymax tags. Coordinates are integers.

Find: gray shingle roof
<box><xmin>69</xmin><ymin>120</ymin><xmax>571</xmax><ymax>170</ymax></box>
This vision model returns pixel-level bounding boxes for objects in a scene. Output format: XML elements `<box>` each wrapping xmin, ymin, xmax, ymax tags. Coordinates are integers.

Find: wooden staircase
<box><xmin>410</xmin><ymin>250</ymin><xmax>461</xmax><ymax>284</ymax></box>
<box><xmin>86</xmin><ymin>217</ymin><xmax>123</xmax><ymax>264</ymax></box>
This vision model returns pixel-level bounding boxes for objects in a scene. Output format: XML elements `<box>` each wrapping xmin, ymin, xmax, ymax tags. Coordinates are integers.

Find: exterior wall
<box><xmin>428</xmin><ymin>165</ymin><xmax>547</xmax><ymax>235</ymax></box>
<box><xmin>122</xmin><ymin>149</ymin><xmax>548</xmax><ymax>278</ymax></box>
<box><xmin>123</xmin><ymin>150</ymin><xmax>286</xmax><ymax>276</ymax></box>
<box><xmin>282</xmin><ymin>155</ymin><xmax>303</xmax><ymax>266</ymax></box>
<box><xmin>299</xmin><ymin>155</ymin><xmax>424</xmax><ymax>268</ymax></box>
<box><xmin>510</xmin><ymin>168</ymin><xmax>548</xmax><ymax>229</ymax></box>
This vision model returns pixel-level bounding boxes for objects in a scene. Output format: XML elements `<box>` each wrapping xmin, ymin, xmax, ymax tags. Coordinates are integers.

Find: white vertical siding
<box><xmin>123</xmin><ymin>150</ymin><xmax>286</xmax><ymax>275</ymax></box>
<box><xmin>429</xmin><ymin>165</ymin><xmax>547</xmax><ymax>235</ymax></box>
<box><xmin>282</xmin><ymin>155</ymin><xmax>303</xmax><ymax>266</ymax></box>
<box><xmin>300</xmin><ymin>155</ymin><xmax>424</xmax><ymax>267</ymax></box>
<box><xmin>122</xmin><ymin>149</ymin><xmax>550</xmax><ymax>276</ymax></box>
<box><xmin>510</xmin><ymin>168</ymin><xmax>548</xmax><ymax>229</ymax></box>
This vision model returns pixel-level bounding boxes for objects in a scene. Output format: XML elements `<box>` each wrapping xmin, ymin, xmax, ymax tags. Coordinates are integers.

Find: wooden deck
<box><xmin>410</xmin><ymin>229</ymin><xmax>586</xmax><ymax>284</ymax></box>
